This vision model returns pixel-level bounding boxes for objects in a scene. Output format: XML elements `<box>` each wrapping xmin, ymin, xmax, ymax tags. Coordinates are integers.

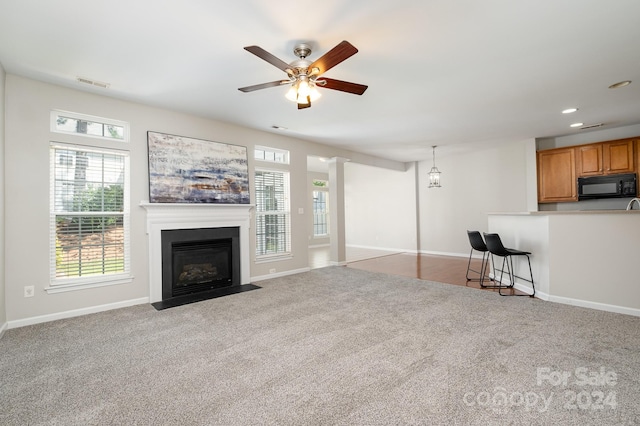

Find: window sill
<box><xmin>45</xmin><ymin>274</ymin><xmax>134</xmax><ymax>294</ymax></box>
<box><xmin>255</xmin><ymin>254</ymin><xmax>293</xmax><ymax>264</ymax></box>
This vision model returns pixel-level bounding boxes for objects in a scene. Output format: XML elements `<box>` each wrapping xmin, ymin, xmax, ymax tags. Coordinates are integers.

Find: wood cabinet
<box><xmin>605</xmin><ymin>139</ymin><xmax>635</xmax><ymax>174</ymax></box>
<box><xmin>637</xmin><ymin>139</ymin><xmax>640</xmax><ymax>195</ymax></box>
<box><xmin>576</xmin><ymin>139</ymin><xmax>634</xmax><ymax>176</ymax></box>
<box><xmin>537</xmin><ymin>148</ymin><xmax>577</xmax><ymax>203</ymax></box>
<box><xmin>537</xmin><ymin>136</ymin><xmax>638</xmax><ymax>203</ymax></box>
<box><xmin>576</xmin><ymin>144</ymin><xmax>602</xmax><ymax>176</ymax></box>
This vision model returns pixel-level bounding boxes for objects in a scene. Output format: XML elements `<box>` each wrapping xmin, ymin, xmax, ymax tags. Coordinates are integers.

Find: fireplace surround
<box><xmin>141</xmin><ymin>203</ymin><xmax>253</xmax><ymax>304</ymax></box>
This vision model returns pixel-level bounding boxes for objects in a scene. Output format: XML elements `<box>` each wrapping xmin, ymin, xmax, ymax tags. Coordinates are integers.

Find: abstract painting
<box><xmin>147</xmin><ymin>131</ymin><xmax>250</xmax><ymax>204</ymax></box>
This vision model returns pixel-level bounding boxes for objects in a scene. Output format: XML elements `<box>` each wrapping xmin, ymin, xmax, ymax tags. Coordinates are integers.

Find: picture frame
<box><xmin>147</xmin><ymin>131</ymin><xmax>250</xmax><ymax>204</ymax></box>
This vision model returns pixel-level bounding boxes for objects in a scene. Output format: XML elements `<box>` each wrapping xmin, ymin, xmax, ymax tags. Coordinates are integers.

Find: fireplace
<box><xmin>161</xmin><ymin>227</ymin><xmax>240</xmax><ymax>300</ymax></box>
<box><xmin>141</xmin><ymin>203</ymin><xmax>254</xmax><ymax>305</ymax></box>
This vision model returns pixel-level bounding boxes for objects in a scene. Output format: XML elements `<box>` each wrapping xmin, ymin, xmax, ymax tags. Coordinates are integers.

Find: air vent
<box><xmin>580</xmin><ymin>123</ymin><xmax>604</xmax><ymax>130</ymax></box>
<box><xmin>76</xmin><ymin>77</ymin><xmax>110</xmax><ymax>89</ymax></box>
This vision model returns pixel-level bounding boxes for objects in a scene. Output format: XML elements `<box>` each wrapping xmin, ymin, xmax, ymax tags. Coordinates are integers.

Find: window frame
<box><xmin>47</xmin><ymin>141</ymin><xmax>132</xmax><ymax>294</ymax></box>
<box><xmin>312</xmin><ymin>189</ymin><xmax>330</xmax><ymax>237</ymax></box>
<box><xmin>254</xmin><ymin>145</ymin><xmax>290</xmax><ymax>165</ymax></box>
<box><xmin>254</xmin><ymin>167</ymin><xmax>292</xmax><ymax>261</ymax></box>
<box><xmin>50</xmin><ymin>110</ymin><xmax>130</xmax><ymax>142</ymax></box>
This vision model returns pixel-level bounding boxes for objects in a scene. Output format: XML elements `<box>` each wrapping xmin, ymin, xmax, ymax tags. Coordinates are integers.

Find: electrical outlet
<box><xmin>24</xmin><ymin>285</ymin><xmax>35</xmax><ymax>298</ymax></box>
<box><xmin>269</xmin><ymin>268</ymin><xmax>276</xmax><ymax>274</ymax></box>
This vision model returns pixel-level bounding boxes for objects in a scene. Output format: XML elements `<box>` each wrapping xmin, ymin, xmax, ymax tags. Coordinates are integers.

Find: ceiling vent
<box><xmin>76</xmin><ymin>77</ymin><xmax>110</xmax><ymax>89</ymax></box>
<box><xmin>580</xmin><ymin>123</ymin><xmax>604</xmax><ymax>130</ymax></box>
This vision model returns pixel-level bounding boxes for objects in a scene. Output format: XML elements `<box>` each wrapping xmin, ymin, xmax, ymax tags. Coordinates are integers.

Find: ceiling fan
<box><xmin>238</xmin><ymin>40</ymin><xmax>368</xmax><ymax>110</ymax></box>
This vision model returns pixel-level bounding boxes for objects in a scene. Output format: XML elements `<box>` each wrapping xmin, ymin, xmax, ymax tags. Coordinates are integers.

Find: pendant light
<box><xmin>428</xmin><ymin>145</ymin><xmax>441</xmax><ymax>188</ymax></box>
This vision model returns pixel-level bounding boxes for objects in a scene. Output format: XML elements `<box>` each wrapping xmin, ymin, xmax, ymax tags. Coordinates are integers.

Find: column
<box><xmin>328</xmin><ymin>157</ymin><xmax>348</xmax><ymax>265</ymax></box>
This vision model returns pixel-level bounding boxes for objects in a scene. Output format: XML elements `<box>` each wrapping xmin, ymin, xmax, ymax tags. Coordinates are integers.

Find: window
<box><xmin>51</xmin><ymin>110</ymin><xmax>128</xmax><ymax>141</ymax></box>
<box><xmin>254</xmin><ymin>146</ymin><xmax>289</xmax><ymax>164</ymax></box>
<box><xmin>255</xmin><ymin>169</ymin><xmax>291</xmax><ymax>257</ymax></box>
<box><xmin>313</xmin><ymin>190</ymin><xmax>329</xmax><ymax>237</ymax></box>
<box><xmin>50</xmin><ymin>143</ymin><xmax>131</xmax><ymax>290</ymax></box>
<box><xmin>311</xmin><ymin>179</ymin><xmax>329</xmax><ymax>237</ymax></box>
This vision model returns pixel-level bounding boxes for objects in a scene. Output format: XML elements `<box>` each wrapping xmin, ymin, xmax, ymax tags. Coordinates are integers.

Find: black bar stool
<box><xmin>483</xmin><ymin>233</ymin><xmax>535</xmax><ymax>297</ymax></box>
<box><xmin>465</xmin><ymin>231</ymin><xmax>498</xmax><ymax>288</ymax></box>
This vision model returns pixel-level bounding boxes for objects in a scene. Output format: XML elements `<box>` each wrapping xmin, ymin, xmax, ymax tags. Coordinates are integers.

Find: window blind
<box><xmin>50</xmin><ymin>144</ymin><xmax>130</xmax><ymax>283</ymax></box>
<box><xmin>255</xmin><ymin>169</ymin><xmax>291</xmax><ymax>256</ymax></box>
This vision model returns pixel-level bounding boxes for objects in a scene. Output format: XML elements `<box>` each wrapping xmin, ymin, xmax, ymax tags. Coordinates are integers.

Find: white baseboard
<box><xmin>490</xmin><ymin>275</ymin><xmax>638</xmax><ymax>317</ymax></box>
<box><xmin>419</xmin><ymin>250</ymin><xmax>468</xmax><ymax>258</ymax></box>
<box><xmin>548</xmin><ymin>295</ymin><xmax>640</xmax><ymax>317</ymax></box>
<box><xmin>347</xmin><ymin>245</ymin><xmax>472</xmax><ymax>257</ymax></box>
<box><xmin>329</xmin><ymin>261</ymin><xmax>348</xmax><ymax>266</ymax></box>
<box><xmin>0</xmin><ymin>321</ymin><xmax>7</xmax><ymax>339</ymax></box>
<box><xmin>251</xmin><ymin>267</ymin><xmax>311</xmax><ymax>282</ymax></box>
<box><xmin>344</xmin><ymin>246</ymin><xmax>471</xmax><ymax>260</ymax></box>
<box><xmin>346</xmin><ymin>244</ymin><xmax>412</xmax><ymax>254</ymax></box>
<box><xmin>7</xmin><ymin>297</ymin><xmax>150</xmax><ymax>330</ymax></box>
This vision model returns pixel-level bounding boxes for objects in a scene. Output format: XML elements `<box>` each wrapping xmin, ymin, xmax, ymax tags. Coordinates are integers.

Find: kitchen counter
<box><xmin>488</xmin><ymin>211</ymin><xmax>640</xmax><ymax>316</ymax></box>
<box><xmin>489</xmin><ymin>209</ymin><xmax>640</xmax><ymax>215</ymax></box>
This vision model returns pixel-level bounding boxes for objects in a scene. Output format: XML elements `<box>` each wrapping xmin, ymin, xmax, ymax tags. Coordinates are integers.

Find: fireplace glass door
<box><xmin>171</xmin><ymin>239</ymin><xmax>232</xmax><ymax>296</ymax></box>
<box><xmin>161</xmin><ymin>227</ymin><xmax>241</xmax><ymax>301</ymax></box>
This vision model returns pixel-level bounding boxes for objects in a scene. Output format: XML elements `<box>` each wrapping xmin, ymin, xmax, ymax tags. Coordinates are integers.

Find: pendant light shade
<box><xmin>428</xmin><ymin>145</ymin><xmax>441</xmax><ymax>188</ymax></box>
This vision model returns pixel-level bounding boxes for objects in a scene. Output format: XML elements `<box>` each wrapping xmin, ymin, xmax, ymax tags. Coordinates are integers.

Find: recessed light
<box><xmin>562</xmin><ymin>108</ymin><xmax>578</xmax><ymax>114</ymax></box>
<box><xmin>570</xmin><ymin>123</ymin><xmax>584</xmax><ymax>128</ymax></box>
<box><xmin>608</xmin><ymin>80</ymin><xmax>631</xmax><ymax>89</ymax></box>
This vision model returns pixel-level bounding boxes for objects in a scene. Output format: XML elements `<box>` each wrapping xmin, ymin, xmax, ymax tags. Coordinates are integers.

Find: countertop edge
<box><xmin>488</xmin><ymin>210</ymin><xmax>640</xmax><ymax>215</ymax></box>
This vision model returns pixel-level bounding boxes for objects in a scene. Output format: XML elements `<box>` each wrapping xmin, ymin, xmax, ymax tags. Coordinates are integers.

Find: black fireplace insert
<box><xmin>161</xmin><ymin>227</ymin><xmax>241</xmax><ymax>301</ymax></box>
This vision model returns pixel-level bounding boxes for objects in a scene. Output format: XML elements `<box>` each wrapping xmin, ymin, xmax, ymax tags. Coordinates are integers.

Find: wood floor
<box><xmin>347</xmin><ymin>252</ymin><xmax>481</xmax><ymax>286</ymax></box>
<box><xmin>340</xmin><ymin>250</ymin><xmax>530</xmax><ymax>296</ymax></box>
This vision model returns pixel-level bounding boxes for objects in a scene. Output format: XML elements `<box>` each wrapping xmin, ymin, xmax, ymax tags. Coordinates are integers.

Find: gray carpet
<box><xmin>1</xmin><ymin>267</ymin><xmax>639</xmax><ymax>425</ymax></box>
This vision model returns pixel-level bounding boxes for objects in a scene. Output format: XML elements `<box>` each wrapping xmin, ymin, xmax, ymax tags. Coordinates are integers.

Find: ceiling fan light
<box><xmin>297</xmin><ymin>80</ymin><xmax>311</xmax><ymax>98</ymax></box>
<box><xmin>285</xmin><ymin>84</ymin><xmax>298</xmax><ymax>102</ymax></box>
<box><xmin>309</xmin><ymin>86</ymin><xmax>321</xmax><ymax>102</ymax></box>
<box><xmin>241</xmin><ymin>40</ymin><xmax>366</xmax><ymax>109</ymax></box>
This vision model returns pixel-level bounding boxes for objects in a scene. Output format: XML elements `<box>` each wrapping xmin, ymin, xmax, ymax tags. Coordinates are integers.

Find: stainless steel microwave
<box><xmin>577</xmin><ymin>173</ymin><xmax>637</xmax><ymax>200</ymax></box>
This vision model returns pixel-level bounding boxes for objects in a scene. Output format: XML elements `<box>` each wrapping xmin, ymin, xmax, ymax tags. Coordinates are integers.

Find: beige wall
<box><xmin>418</xmin><ymin>139</ymin><xmax>535</xmax><ymax>256</ymax></box>
<box><xmin>344</xmin><ymin>162</ymin><xmax>418</xmax><ymax>252</ymax></box>
<box><xmin>548</xmin><ymin>214</ymin><xmax>640</xmax><ymax>311</ymax></box>
<box><xmin>4</xmin><ymin>74</ymin><xmax>403</xmax><ymax>324</ymax></box>
<box><xmin>0</xmin><ymin>64</ymin><xmax>6</xmax><ymax>334</ymax></box>
<box><xmin>340</xmin><ymin>139</ymin><xmax>538</xmax><ymax>257</ymax></box>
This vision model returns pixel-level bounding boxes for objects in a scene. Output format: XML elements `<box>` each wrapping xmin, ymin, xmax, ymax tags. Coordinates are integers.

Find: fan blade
<box><xmin>244</xmin><ymin>46</ymin><xmax>291</xmax><ymax>72</ymax></box>
<box><xmin>297</xmin><ymin>96</ymin><xmax>311</xmax><ymax>109</ymax></box>
<box><xmin>316</xmin><ymin>78</ymin><xmax>368</xmax><ymax>95</ymax></box>
<box><xmin>307</xmin><ymin>41</ymin><xmax>358</xmax><ymax>75</ymax></box>
<box><xmin>238</xmin><ymin>80</ymin><xmax>290</xmax><ymax>93</ymax></box>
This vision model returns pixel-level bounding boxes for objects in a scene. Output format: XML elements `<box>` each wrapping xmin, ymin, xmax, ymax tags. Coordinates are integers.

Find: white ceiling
<box><xmin>1</xmin><ymin>0</ymin><xmax>639</xmax><ymax>163</ymax></box>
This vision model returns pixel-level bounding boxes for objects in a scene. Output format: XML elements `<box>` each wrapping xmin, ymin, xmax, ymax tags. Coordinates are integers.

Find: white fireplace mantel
<box><xmin>140</xmin><ymin>202</ymin><xmax>254</xmax><ymax>303</ymax></box>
